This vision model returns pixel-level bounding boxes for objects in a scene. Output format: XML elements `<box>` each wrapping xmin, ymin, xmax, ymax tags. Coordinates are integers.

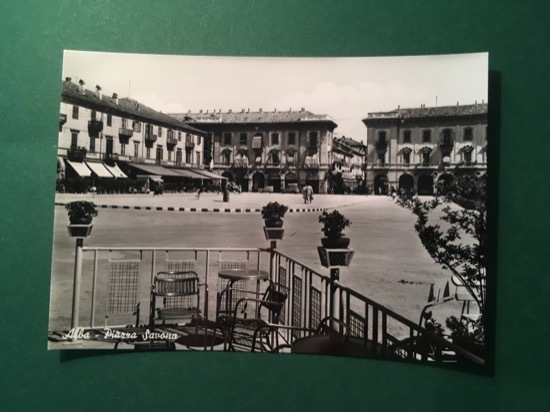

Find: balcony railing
<box><xmin>59</xmin><ymin>245</ymin><xmax>483</xmax><ymax>365</ymax></box>
<box><xmin>375</xmin><ymin>140</ymin><xmax>388</xmax><ymax>152</ymax></box>
<box><xmin>88</xmin><ymin>120</ymin><xmax>104</xmax><ymax>138</ymax></box>
<box><xmin>67</xmin><ymin>146</ymin><xmax>87</xmax><ymax>162</ymax></box>
<box><xmin>167</xmin><ymin>137</ymin><xmax>178</xmax><ymax>147</ymax></box>
<box><xmin>185</xmin><ymin>141</ymin><xmax>195</xmax><ymax>149</ymax></box>
<box><xmin>119</xmin><ymin>128</ymin><xmax>134</xmax><ymax>139</ymax></box>
<box><xmin>145</xmin><ymin>132</ymin><xmax>157</xmax><ymax>143</ymax></box>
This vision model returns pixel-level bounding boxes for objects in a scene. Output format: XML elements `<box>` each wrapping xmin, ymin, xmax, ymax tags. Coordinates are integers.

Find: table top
<box><xmin>218</xmin><ymin>268</ymin><xmax>269</xmax><ymax>281</ymax></box>
<box><xmin>291</xmin><ymin>334</ymin><xmax>386</xmax><ymax>358</ymax></box>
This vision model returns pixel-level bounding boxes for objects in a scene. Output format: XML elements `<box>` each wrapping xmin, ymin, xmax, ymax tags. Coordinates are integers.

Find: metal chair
<box><xmin>149</xmin><ymin>271</ymin><xmax>204</xmax><ymax>327</ymax></box>
<box><xmin>216</xmin><ymin>280</ymin><xmax>289</xmax><ymax>352</ymax></box>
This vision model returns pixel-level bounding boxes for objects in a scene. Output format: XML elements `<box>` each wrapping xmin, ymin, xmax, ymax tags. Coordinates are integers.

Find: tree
<box><xmin>397</xmin><ymin>174</ymin><xmax>487</xmax><ymax>343</ymax></box>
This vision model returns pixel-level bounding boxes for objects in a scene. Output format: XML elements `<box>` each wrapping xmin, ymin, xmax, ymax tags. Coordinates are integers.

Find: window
<box><xmin>378</xmin><ymin>153</ymin><xmax>385</xmax><ymax>165</ymax></box>
<box><xmin>122</xmin><ymin>118</ymin><xmax>127</xmax><ymax>128</ymax></box>
<box><xmin>196</xmin><ymin>152</ymin><xmax>201</xmax><ymax>166</ymax></box>
<box><xmin>223</xmin><ymin>133</ymin><xmax>232</xmax><ymax>145</ymax></box>
<box><xmin>422</xmin><ymin>152</ymin><xmax>430</xmax><ymax>165</ymax></box>
<box><xmin>167</xmin><ymin>150</ymin><xmax>172</xmax><ymax>161</ymax></box>
<box><xmin>464</xmin><ymin>150</ymin><xmax>472</xmax><ymax>164</ymax></box>
<box><xmin>158</xmin><ymin>127</ymin><xmax>162</xmax><ymax>137</ymax></box>
<box><xmin>269</xmin><ymin>151</ymin><xmax>280</xmax><ymax>164</ymax></box>
<box><xmin>107</xmin><ymin>114</ymin><xmax>112</xmax><ymax>127</ymax></box>
<box><xmin>72</xmin><ymin>106</ymin><xmax>79</xmax><ymax>119</ymax></box>
<box><xmin>422</xmin><ymin>130</ymin><xmax>431</xmax><ymax>143</ymax></box>
<box><xmin>178</xmin><ymin>131</ymin><xmax>182</xmax><ymax>141</ymax></box>
<box><xmin>309</xmin><ymin>132</ymin><xmax>318</xmax><ymax>147</ymax></box>
<box><xmin>186</xmin><ymin>134</ymin><xmax>193</xmax><ymax>145</ymax></box>
<box><xmin>146</xmin><ymin>147</ymin><xmax>151</xmax><ymax>159</ymax></box>
<box><xmin>91</xmin><ymin>110</ymin><xmax>96</xmax><ymax>120</ymax></box>
<box><xmin>121</xmin><ymin>143</ymin><xmax>126</xmax><ymax>156</ymax></box>
<box><xmin>403</xmin><ymin>130</ymin><xmax>411</xmax><ymax>143</ymax></box>
<box><xmin>239</xmin><ymin>133</ymin><xmax>247</xmax><ymax>145</ymax></box>
<box><xmin>198</xmin><ymin>135</ymin><xmax>201</xmax><ymax>145</ymax></box>
<box><xmin>271</xmin><ymin>132</ymin><xmax>279</xmax><ymax>145</ymax></box>
<box><xmin>134</xmin><ymin>141</ymin><xmax>139</xmax><ymax>157</ymax></box>
<box><xmin>133</xmin><ymin>121</ymin><xmax>141</xmax><ymax>133</ymax></box>
<box><xmin>71</xmin><ymin>131</ymin><xmax>78</xmax><ymax>147</ymax></box>
<box><xmin>186</xmin><ymin>150</ymin><xmax>192</xmax><ymax>164</ymax></box>
<box><xmin>442</xmin><ymin>129</ymin><xmax>452</xmax><ymax>145</ymax></box>
<box><xmin>288</xmin><ymin>132</ymin><xmax>296</xmax><ymax>145</ymax></box>
<box><xmin>403</xmin><ymin>152</ymin><xmax>410</xmax><ymax>164</ymax></box>
<box><xmin>156</xmin><ymin>146</ymin><xmax>163</xmax><ymax>164</ymax></box>
<box><xmin>378</xmin><ymin>131</ymin><xmax>387</xmax><ymax>144</ymax></box>
<box><xmin>89</xmin><ymin>136</ymin><xmax>95</xmax><ymax>152</ymax></box>
<box><xmin>176</xmin><ymin>149</ymin><xmax>182</xmax><ymax>165</ymax></box>
<box><xmin>105</xmin><ymin>136</ymin><xmax>113</xmax><ymax>156</ymax></box>
<box><xmin>464</xmin><ymin>127</ymin><xmax>473</xmax><ymax>141</ymax></box>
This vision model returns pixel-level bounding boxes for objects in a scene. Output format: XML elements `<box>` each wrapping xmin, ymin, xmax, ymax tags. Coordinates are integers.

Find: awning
<box><xmin>137</xmin><ymin>174</ymin><xmax>163</xmax><ymax>182</ymax></box>
<box><xmin>171</xmin><ymin>169</ymin><xmax>204</xmax><ymax>179</ymax></box>
<box><xmin>66</xmin><ymin>159</ymin><xmax>92</xmax><ymax>177</ymax></box>
<box><xmin>103</xmin><ymin>162</ymin><xmax>128</xmax><ymax>179</ymax></box>
<box><xmin>86</xmin><ymin>162</ymin><xmax>114</xmax><ymax>178</ymax></box>
<box><xmin>57</xmin><ymin>157</ymin><xmax>65</xmax><ymax>173</ymax></box>
<box><xmin>128</xmin><ymin>163</ymin><xmax>183</xmax><ymax>177</ymax></box>
<box><xmin>252</xmin><ymin>135</ymin><xmax>263</xmax><ymax>149</ymax></box>
<box><xmin>189</xmin><ymin>169</ymin><xmax>227</xmax><ymax>180</ymax></box>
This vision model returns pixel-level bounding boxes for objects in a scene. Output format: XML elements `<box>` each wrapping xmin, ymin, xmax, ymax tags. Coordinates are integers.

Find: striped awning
<box><xmin>86</xmin><ymin>162</ymin><xmax>114</xmax><ymax>178</ymax></box>
<box><xmin>66</xmin><ymin>159</ymin><xmax>92</xmax><ymax>177</ymax></box>
<box><xmin>103</xmin><ymin>163</ymin><xmax>127</xmax><ymax>179</ymax></box>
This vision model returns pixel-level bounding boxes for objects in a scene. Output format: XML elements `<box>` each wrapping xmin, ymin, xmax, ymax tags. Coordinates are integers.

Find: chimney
<box><xmin>259</xmin><ymin>108</ymin><xmax>263</xmax><ymax>113</ymax></box>
<box><xmin>65</xmin><ymin>77</ymin><xmax>72</xmax><ymax>82</ymax></box>
<box><xmin>457</xmin><ymin>101</ymin><xmax>459</xmax><ymax>106</ymax></box>
<box><xmin>301</xmin><ymin>107</ymin><xmax>305</xmax><ymax>112</ymax></box>
<box><xmin>242</xmin><ymin>108</ymin><xmax>245</xmax><ymax>113</ymax></box>
<box><xmin>482</xmin><ymin>99</ymin><xmax>484</xmax><ymax>104</ymax></box>
<box><xmin>188</xmin><ymin>110</ymin><xmax>191</xmax><ymax>114</ymax></box>
<box><xmin>206</xmin><ymin>109</ymin><xmax>209</xmax><ymax>114</ymax></box>
<box><xmin>112</xmin><ymin>93</ymin><xmax>118</xmax><ymax>105</ymax></box>
<box><xmin>247</xmin><ymin>108</ymin><xmax>250</xmax><ymax>113</ymax></box>
<box><xmin>96</xmin><ymin>85</ymin><xmax>102</xmax><ymax>100</ymax></box>
<box><xmin>78</xmin><ymin>79</ymin><xmax>85</xmax><ymax>94</ymax></box>
<box><xmin>274</xmin><ymin>108</ymin><xmax>277</xmax><ymax>112</ymax></box>
<box><xmin>199</xmin><ymin>109</ymin><xmax>203</xmax><ymax>114</ymax></box>
<box><xmin>229</xmin><ymin>109</ymin><xmax>232</xmax><ymax>113</ymax></box>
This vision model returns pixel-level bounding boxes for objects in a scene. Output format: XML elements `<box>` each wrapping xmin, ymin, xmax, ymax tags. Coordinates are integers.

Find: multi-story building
<box><xmin>58</xmin><ymin>78</ymin><xmax>207</xmax><ymax>191</ymax></box>
<box><xmin>362</xmin><ymin>103</ymin><xmax>488</xmax><ymax>195</ymax></box>
<box><xmin>327</xmin><ymin>137</ymin><xmax>367</xmax><ymax>193</ymax></box>
<box><xmin>171</xmin><ymin>108</ymin><xmax>338</xmax><ymax>193</ymax></box>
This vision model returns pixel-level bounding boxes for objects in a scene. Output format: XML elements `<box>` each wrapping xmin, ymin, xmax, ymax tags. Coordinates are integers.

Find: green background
<box><xmin>1</xmin><ymin>0</ymin><xmax>548</xmax><ymax>410</ymax></box>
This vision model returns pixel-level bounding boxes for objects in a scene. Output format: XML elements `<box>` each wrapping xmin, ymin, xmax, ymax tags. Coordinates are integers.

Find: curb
<box><xmin>55</xmin><ymin>202</ymin><xmax>330</xmax><ymax>214</ymax></box>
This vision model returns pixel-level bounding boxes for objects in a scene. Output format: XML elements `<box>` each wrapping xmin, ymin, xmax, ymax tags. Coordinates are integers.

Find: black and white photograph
<box><xmin>48</xmin><ymin>51</ymin><xmax>489</xmax><ymax>368</ymax></box>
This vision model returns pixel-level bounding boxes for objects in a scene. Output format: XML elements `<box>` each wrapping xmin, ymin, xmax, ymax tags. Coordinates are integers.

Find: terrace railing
<box><xmin>65</xmin><ymin>243</ymin><xmax>483</xmax><ymax>365</ymax></box>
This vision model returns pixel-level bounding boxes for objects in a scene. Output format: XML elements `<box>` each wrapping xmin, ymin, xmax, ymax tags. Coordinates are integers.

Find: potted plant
<box><xmin>318</xmin><ymin>210</ymin><xmax>351</xmax><ymax>248</ymax></box>
<box><xmin>66</xmin><ymin>201</ymin><xmax>98</xmax><ymax>238</ymax></box>
<box><xmin>317</xmin><ymin>210</ymin><xmax>354</xmax><ymax>267</ymax></box>
<box><xmin>261</xmin><ymin>201</ymin><xmax>288</xmax><ymax>240</ymax></box>
<box><xmin>261</xmin><ymin>201</ymin><xmax>288</xmax><ymax>228</ymax></box>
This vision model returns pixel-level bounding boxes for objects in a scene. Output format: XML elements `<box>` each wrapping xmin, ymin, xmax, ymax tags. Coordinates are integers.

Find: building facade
<box><xmin>362</xmin><ymin>103</ymin><xmax>488</xmax><ymax>195</ymax></box>
<box><xmin>171</xmin><ymin>109</ymin><xmax>338</xmax><ymax>193</ymax></box>
<box><xmin>58</xmin><ymin>78</ymin><xmax>207</xmax><ymax>192</ymax></box>
<box><xmin>327</xmin><ymin>137</ymin><xmax>367</xmax><ymax>193</ymax></box>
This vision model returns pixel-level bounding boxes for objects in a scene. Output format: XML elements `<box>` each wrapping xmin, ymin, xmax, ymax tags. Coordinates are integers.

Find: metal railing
<box><xmin>270</xmin><ymin>250</ymin><xmax>485</xmax><ymax>365</ymax></box>
<box><xmin>66</xmin><ymin>243</ymin><xmax>484</xmax><ymax>364</ymax></box>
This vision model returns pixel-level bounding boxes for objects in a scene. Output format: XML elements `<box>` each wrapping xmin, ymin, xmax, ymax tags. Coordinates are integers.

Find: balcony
<box><xmin>88</xmin><ymin>120</ymin><xmax>104</xmax><ymax>137</ymax></box>
<box><xmin>60</xmin><ymin>114</ymin><xmax>67</xmax><ymax>126</ymax></box>
<box><xmin>48</xmin><ymin>244</ymin><xmax>484</xmax><ymax>366</ymax></box>
<box><xmin>67</xmin><ymin>146</ymin><xmax>87</xmax><ymax>162</ymax></box>
<box><xmin>167</xmin><ymin>137</ymin><xmax>178</xmax><ymax>148</ymax></box>
<box><xmin>439</xmin><ymin>137</ymin><xmax>454</xmax><ymax>155</ymax></box>
<box><xmin>185</xmin><ymin>141</ymin><xmax>195</xmax><ymax>149</ymax></box>
<box><xmin>145</xmin><ymin>132</ymin><xmax>157</xmax><ymax>143</ymax></box>
<box><xmin>119</xmin><ymin>127</ymin><xmax>133</xmax><ymax>138</ymax></box>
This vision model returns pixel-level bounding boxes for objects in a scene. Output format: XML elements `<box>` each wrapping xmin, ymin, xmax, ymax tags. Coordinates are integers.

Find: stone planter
<box><xmin>67</xmin><ymin>223</ymin><xmax>93</xmax><ymax>238</ymax></box>
<box><xmin>264</xmin><ymin>227</ymin><xmax>284</xmax><ymax>240</ymax></box>
<box><xmin>317</xmin><ymin>247</ymin><xmax>354</xmax><ymax>267</ymax></box>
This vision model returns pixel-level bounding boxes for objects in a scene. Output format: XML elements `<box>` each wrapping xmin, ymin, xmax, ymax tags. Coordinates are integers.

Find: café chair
<box><xmin>215</xmin><ymin>280</ymin><xmax>289</xmax><ymax>352</ymax></box>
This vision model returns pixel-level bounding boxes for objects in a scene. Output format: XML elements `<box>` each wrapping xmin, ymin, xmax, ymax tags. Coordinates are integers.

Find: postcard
<box><xmin>49</xmin><ymin>51</ymin><xmax>488</xmax><ymax>368</ymax></box>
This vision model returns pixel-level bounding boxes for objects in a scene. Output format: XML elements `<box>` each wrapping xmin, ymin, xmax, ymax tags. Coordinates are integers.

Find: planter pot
<box><xmin>321</xmin><ymin>236</ymin><xmax>350</xmax><ymax>248</ymax></box>
<box><xmin>69</xmin><ymin>216</ymin><xmax>93</xmax><ymax>225</ymax></box>
<box><xmin>67</xmin><ymin>223</ymin><xmax>93</xmax><ymax>238</ymax></box>
<box><xmin>264</xmin><ymin>226</ymin><xmax>284</xmax><ymax>240</ymax></box>
<box><xmin>264</xmin><ymin>218</ymin><xmax>284</xmax><ymax>228</ymax></box>
<box><xmin>317</xmin><ymin>247</ymin><xmax>354</xmax><ymax>267</ymax></box>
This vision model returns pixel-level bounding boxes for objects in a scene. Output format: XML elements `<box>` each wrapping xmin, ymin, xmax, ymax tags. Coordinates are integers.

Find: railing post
<box><xmin>269</xmin><ymin>240</ymin><xmax>276</xmax><ymax>282</ymax></box>
<box><xmin>90</xmin><ymin>249</ymin><xmax>98</xmax><ymax>328</ymax></box>
<box><xmin>70</xmin><ymin>238</ymin><xmax>84</xmax><ymax>342</ymax></box>
<box><xmin>330</xmin><ymin>268</ymin><xmax>340</xmax><ymax>328</ymax></box>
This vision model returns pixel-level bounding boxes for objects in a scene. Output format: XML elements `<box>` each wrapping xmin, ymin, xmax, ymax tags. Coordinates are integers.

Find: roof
<box><xmin>170</xmin><ymin>109</ymin><xmax>337</xmax><ymax>127</ymax></box>
<box><xmin>61</xmin><ymin>80</ymin><xmax>206</xmax><ymax>135</ymax></box>
<box><xmin>364</xmin><ymin>103</ymin><xmax>488</xmax><ymax>122</ymax></box>
<box><xmin>333</xmin><ymin>137</ymin><xmax>365</xmax><ymax>156</ymax></box>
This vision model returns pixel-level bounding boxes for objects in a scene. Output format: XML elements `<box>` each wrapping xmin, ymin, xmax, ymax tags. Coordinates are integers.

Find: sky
<box><xmin>62</xmin><ymin>51</ymin><xmax>488</xmax><ymax>142</ymax></box>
